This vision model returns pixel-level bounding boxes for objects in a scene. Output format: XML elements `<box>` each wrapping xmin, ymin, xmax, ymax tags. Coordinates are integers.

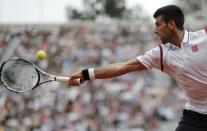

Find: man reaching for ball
<box><xmin>68</xmin><ymin>5</ymin><xmax>207</xmax><ymax>131</ymax></box>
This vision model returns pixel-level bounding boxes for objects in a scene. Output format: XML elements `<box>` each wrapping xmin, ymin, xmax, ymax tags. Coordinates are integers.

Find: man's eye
<box><xmin>155</xmin><ymin>22</ymin><xmax>160</xmax><ymax>26</ymax></box>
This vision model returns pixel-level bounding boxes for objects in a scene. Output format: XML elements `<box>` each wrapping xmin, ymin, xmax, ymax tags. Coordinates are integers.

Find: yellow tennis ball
<box><xmin>36</xmin><ymin>50</ymin><xmax>46</xmax><ymax>60</ymax></box>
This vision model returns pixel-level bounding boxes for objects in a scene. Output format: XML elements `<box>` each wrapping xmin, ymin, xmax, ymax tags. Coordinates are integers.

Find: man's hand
<box><xmin>68</xmin><ymin>72</ymin><xmax>86</xmax><ymax>86</ymax></box>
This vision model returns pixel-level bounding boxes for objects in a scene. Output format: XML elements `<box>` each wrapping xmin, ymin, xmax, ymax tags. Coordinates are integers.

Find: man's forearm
<box><xmin>94</xmin><ymin>59</ymin><xmax>146</xmax><ymax>79</ymax></box>
<box><xmin>94</xmin><ymin>63</ymin><xmax>128</xmax><ymax>79</ymax></box>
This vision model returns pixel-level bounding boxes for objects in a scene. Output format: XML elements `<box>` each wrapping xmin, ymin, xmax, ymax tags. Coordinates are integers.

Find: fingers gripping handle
<box><xmin>55</xmin><ymin>76</ymin><xmax>80</xmax><ymax>85</ymax></box>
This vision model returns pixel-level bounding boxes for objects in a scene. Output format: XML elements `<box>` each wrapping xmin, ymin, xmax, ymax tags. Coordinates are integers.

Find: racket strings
<box><xmin>1</xmin><ymin>59</ymin><xmax>39</xmax><ymax>92</ymax></box>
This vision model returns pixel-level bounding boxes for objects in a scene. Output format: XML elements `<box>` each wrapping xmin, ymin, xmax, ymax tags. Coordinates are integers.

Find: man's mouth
<box><xmin>156</xmin><ymin>34</ymin><xmax>161</xmax><ymax>39</ymax></box>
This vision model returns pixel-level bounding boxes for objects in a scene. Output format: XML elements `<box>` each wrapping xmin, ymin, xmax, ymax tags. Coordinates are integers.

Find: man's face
<box><xmin>154</xmin><ymin>16</ymin><xmax>173</xmax><ymax>44</ymax></box>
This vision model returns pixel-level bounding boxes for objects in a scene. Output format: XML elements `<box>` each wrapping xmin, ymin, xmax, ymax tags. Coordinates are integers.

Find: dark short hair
<box><xmin>153</xmin><ymin>5</ymin><xmax>184</xmax><ymax>30</ymax></box>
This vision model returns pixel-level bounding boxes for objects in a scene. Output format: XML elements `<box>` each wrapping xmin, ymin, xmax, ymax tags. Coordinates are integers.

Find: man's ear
<box><xmin>167</xmin><ymin>20</ymin><xmax>176</xmax><ymax>29</ymax></box>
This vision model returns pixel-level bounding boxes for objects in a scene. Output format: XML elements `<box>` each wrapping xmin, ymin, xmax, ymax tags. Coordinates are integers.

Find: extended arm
<box><xmin>69</xmin><ymin>58</ymin><xmax>147</xmax><ymax>86</ymax></box>
<box><xmin>94</xmin><ymin>58</ymin><xmax>146</xmax><ymax>79</ymax></box>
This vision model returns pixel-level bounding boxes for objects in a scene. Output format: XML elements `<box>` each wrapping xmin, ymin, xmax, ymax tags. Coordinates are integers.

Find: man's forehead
<box><xmin>155</xmin><ymin>16</ymin><xmax>164</xmax><ymax>23</ymax></box>
<box><xmin>155</xmin><ymin>16</ymin><xmax>163</xmax><ymax>22</ymax></box>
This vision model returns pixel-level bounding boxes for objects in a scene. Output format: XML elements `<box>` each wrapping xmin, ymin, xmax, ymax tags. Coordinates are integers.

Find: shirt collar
<box><xmin>182</xmin><ymin>30</ymin><xmax>189</xmax><ymax>44</ymax></box>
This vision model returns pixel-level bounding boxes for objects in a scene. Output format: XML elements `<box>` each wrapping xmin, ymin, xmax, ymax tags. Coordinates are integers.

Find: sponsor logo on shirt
<box><xmin>191</xmin><ymin>45</ymin><xmax>198</xmax><ymax>52</ymax></box>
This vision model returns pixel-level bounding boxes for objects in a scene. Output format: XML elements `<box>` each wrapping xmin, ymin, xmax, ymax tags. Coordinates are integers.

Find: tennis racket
<box><xmin>0</xmin><ymin>57</ymin><xmax>79</xmax><ymax>93</ymax></box>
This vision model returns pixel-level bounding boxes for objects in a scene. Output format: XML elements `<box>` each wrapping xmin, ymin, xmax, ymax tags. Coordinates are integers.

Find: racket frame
<box><xmin>0</xmin><ymin>57</ymin><xmax>69</xmax><ymax>93</ymax></box>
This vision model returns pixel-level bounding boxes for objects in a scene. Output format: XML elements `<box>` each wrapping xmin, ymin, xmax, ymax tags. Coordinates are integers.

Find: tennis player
<box><xmin>69</xmin><ymin>5</ymin><xmax>207</xmax><ymax>131</ymax></box>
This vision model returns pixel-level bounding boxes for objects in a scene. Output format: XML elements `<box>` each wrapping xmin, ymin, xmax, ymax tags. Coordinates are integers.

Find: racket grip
<box><xmin>55</xmin><ymin>76</ymin><xmax>70</xmax><ymax>82</ymax></box>
<box><xmin>55</xmin><ymin>76</ymin><xmax>81</xmax><ymax>85</ymax></box>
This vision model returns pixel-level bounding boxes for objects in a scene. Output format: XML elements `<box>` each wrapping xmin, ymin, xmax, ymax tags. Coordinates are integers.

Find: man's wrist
<box><xmin>82</xmin><ymin>68</ymin><xmax>95</xmax><ymax>80</ymax></box>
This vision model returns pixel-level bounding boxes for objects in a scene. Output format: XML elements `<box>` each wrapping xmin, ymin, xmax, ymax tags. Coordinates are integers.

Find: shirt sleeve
<box><xmin>136</xmin><ymin>46</ymin><xmax>161</xmax><ymax>70</ymax></box>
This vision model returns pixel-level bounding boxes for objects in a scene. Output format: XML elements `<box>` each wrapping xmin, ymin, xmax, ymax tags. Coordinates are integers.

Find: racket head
<box><xmin>0</xmin><ymin>57</ymin><xmax>40</xmax><ymax>93</ymax></box>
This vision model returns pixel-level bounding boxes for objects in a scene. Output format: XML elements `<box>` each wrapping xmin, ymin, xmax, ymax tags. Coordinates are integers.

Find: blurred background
<box><xmin>0</xmin><ymin>0</ymin><xmax>206</xmax><ymax>131</ymax></box>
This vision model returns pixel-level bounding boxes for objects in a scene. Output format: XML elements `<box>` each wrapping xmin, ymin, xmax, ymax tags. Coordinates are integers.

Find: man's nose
<box><xmin>154</xmin><ymin>28</ymin><xmax>158</xmax><ymax>34</ymax></box>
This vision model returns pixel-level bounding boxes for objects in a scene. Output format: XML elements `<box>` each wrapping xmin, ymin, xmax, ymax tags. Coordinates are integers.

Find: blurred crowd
<box><xmin>0</xmin><ymin>22</ymin><xmax>186</xmax><ymax>131</ymax></box>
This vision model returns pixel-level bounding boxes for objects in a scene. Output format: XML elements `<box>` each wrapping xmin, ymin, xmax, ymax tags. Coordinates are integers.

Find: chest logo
<box><xmin>191</xmin><ymin>45</ymin><xmax>199</xmax><ymax>52</ymax></box>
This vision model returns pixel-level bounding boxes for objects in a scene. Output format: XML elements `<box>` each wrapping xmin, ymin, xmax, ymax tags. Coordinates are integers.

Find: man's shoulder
<box><xmin>188</xmin><ymin>28</ymin><xmax>207</xmax><ymax>44</ymax></box>
<box><xmin>190</xmin><ymin>28</ymin><xmax>207</xmax><ymax>36</ymax></box>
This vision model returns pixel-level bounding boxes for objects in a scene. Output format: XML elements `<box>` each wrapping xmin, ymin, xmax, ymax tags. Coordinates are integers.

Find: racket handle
<box><xmin>55</xmin><ymin>76</ymin><xmax>81</xmax><ymax>85</ymax></box>
<box><xmin>55</xmin><ymin>76</ymin><xmax>70</xmax><ymax>82</ymax></box>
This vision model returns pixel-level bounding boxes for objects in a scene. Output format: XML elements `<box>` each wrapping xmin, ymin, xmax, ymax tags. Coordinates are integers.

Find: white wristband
<box><xmin>88</xmin><ymin>68</ymin><xmax>95</xmax><ymax>80</ymax></box>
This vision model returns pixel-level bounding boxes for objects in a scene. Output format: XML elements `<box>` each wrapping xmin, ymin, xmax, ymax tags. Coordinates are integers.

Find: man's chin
<box><xmin>161</xmin><ymin>40</ymin><xmax>168</xmax><ymax>44</ymax></box>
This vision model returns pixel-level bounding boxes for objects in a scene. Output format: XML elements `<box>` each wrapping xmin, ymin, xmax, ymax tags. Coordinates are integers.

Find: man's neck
<box><xmin>170</xmin><ymin>29</ymin><xmax>185</xmax><ymax>48</ymax></box>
